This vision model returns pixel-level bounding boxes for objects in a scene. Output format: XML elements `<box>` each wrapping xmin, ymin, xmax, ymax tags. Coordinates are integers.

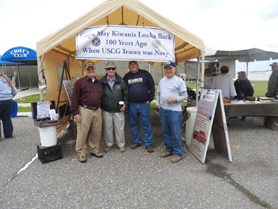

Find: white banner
<box><xmin>76</xmin><ymin>25</ymin><xmax>175</xmax><ymax>62</ymax></box>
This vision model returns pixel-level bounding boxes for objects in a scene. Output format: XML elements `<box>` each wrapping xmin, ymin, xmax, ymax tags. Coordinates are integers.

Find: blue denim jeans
<box><xmin>128</xmin><ymin>102</ymin><xmax>153</xmax><ymax>147</ymax></box>
<box><xmin>159</xmin><ymin>108</ymin><xmax>183</xmax><ymax>157</ymax></box>
<box><xmin>0</xmin><ymin>99</ymin><xmax>13</xmax><ymax>138</ymax></box>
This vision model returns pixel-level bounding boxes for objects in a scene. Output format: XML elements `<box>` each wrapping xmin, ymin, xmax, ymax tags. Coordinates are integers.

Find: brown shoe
<box><xmin>119</xmin><ymin>147</ymin><xmax>126</xmax><ymax>152</ymax></box>
<box><xmin>170</xmin><ymin>156</ymin><xmax>183</xmax><ymax>163</ymax></box>
<box><xmin>104</xmin><ymin>146</ymin><xmax>111</xmax><ymax>152</ymax></box>
<box><xmin>130</xmin><ymin>143</ymin><xmax>141</xmax><ymax>149</ymax></box>
<box><xmin>79</xmin><ymin>155</ymin><xmax>87</xmax><ymax>163</ymax></box>
<box><xmin>160</xmin><ymin>151</ymin><xmax>173</xmax><ymax>158</ymax></box>
<box><xmin>146</xmin><ymin>146</ymin><xmax>154</xmax><ymax>153</ymax></box>
<box><xmin>91</xmin><ymin>152</ymin><xmax>103</xmax><ymax>158</ymax></box>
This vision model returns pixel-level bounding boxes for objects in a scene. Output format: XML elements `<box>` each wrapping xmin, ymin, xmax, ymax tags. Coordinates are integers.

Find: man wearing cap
<box><xmin>124</xmin><ymin>61</ymin><xmax>155</xmax><ymax>153</ymax></box>
<box><xmin>266</xmin><ymin>62</ymin><xmax>278</xmax><ymax>97</ymax></box>
<box><xmin>70</xmin><ymin>61</ymin><xmax>103</xmax><ymax>163</ymax></box>
<box><xmin>156</xmin><ymin>62</ymin><xmax>188</xmax><ymax>163</ymax></box>
<box><xmin>100</xmin><ymin>61</ymin><xmax>128</xmax><ymax>153</ymax></box>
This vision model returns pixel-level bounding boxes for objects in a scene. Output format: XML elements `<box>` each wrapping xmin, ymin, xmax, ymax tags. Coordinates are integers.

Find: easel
<box><xmin>57</xmin><ymin>61</ymin><xmax>76</xmax><ymax>139</ymax></box>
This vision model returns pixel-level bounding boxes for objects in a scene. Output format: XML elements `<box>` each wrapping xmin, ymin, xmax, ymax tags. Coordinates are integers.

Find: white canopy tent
<box><xmin>205</xmin><ymin>45</ymin><xmax>278</xmax><ymax>78</ymax></box>
<box><xmin>36</xmin><ymin>0</ymin><xmax>205</xmax><ymax>133</ymax></box>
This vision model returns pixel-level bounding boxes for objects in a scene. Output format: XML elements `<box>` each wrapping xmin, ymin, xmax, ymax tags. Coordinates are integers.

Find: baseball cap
<box><xmin>270</xmin><ymin>62</ymin><xmax>278</xmax><ymax>67</ymax></box>
<box><xmin>164</xmin><ymin>62</ymin><xmax>176</xmax><ymax>68</ymax></box>
<box><xmin>129</xmin><ymin>61</ymin><xmax>138</xmax><ymax>64</ymax></box>
<box><xmin>105</xmin><ymin>61</ymin><xmax>117</xmax><ymax>69</ymax></box>
<box><xmin>84</xmin><ymin>61</ymin><xmax>94</xmax><ymax>68</ymax></box>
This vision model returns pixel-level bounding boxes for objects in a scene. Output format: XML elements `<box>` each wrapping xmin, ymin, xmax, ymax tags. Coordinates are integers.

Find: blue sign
<box><xmin>1</xmin><ymin>46</ymin><xmax>37</xmax><ymax>65</ymax></box>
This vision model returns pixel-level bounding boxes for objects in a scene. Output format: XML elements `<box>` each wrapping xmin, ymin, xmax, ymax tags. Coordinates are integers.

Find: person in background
<box><xmin>11</xmin><ymin>71</ymin><xmax>17</xmax><ymax>87</ymax></box>
<box><xmin>234</xmin><ymin>71</ymin><xmax>254</xmax><ymax>121</ymax></box>
<box><xmin>100</xmin><ymin>61</ymin><xmax>128</xmax><ymax>153</ymax></box>
<box><xmin>234</xmin><ymin>71</ymin><xmax>254</xmax><ymax>100</ymax></box>
<box><xmin>124</xmin><ymin>61</ymin><xmax>155</xmax><ymax>153</ymax></box>
<box><xmin>0</xmin><ymin>70</ymin><xmax>17</xmax><ymax>139</ymax></box>
<box><xmin>204</xmin><ymin>68</ymin><xmax>214</xmax><ymax>89</ymax></box>
<box><xmin>266</xmin><ymin>62</ymin><xmax>278</xmax><ymax>97</ymax></box>
<box><xmin>212</xmin><ymin>66</ymin><xmax>237</xmax><ymax>99</ymax></box>
<box><xmin>70</xmin><ymin>62</ymin><xmax>103</xmax><ymax>163</ymax></box>
<box><xmin>156</xmin><ymin>62</ymin><xmax>187</xmax><ymax>163</ymax></box>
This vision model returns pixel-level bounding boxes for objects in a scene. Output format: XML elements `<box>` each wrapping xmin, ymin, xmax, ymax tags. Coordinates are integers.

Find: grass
<box><xmin>18</xmin><ymin>106</ymin><xmax>32</xmax><ymax>112</ymax></box>
<box><xmin>15</xmin><ymin>94</ymin><xmax>41</xmax><ymax>103</ymax></box>
<box><xmin>16</xmin><ymin>80</ymin><xmax>268</xmax><ymax>112</ymax></box>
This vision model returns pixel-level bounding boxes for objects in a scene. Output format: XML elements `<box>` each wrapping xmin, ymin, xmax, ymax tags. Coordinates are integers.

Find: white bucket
<box><xmin>38</xmin><ymin>126</ymin><xmax>57</xmax><ymax>147</ymax></box>
<box><xmin>186</xmin><ymin>107</ymin><xmax>197</xmax><ymax>147</ymax></box>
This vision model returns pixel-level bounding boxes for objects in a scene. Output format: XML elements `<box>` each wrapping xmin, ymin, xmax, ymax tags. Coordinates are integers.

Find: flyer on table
<box><xmin>76</xmin><ymin>25</ymin><xmax>175</xmax><ymax>62</ymax></box>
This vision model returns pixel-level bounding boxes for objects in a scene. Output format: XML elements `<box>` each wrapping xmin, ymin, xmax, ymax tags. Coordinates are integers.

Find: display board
<box><xmin>190</xmin><ymin>89</ymin><xmax>232</xmax><ymax>163</ymax></box>
<box><xmin>63</xmin><ymin>79</ymin><xmax>76</xmax><ymax>106</ymax></box>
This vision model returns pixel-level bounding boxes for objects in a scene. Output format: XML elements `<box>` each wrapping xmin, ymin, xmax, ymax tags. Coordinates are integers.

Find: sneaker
<box><xmin>170</xmin><ymin>156</ymin><xmax>183</xmax><ymax>163</ymax></box>
<box><xmin>130</xmin><ymin>143</ymin><xmax>141</xmax><ymax>149</ymax></box>
<box><xmin>146</xmin><ymin>146</ymin><xmax>154</xmax><ymax>153</ymax></box>
<box><xmin>91</xmin><ymin>152</ymin><xmax>103</xmax><ymax>158</ymax></box>
<box><xmin>160</xmin><ymin>151</ymin><xmax>173</xmax><ymax>158</ymax></box>
<box><xmin>119</xmin><ymin>147</ymin><xmax>126</xmax><ymax>152</ymax></box>
<box><xmin>79</xmin><ymin>155</ymin><xmax>87</xmax><ymax>163</ymax></box>
<box><xmin>104</xmin><ymin>146</ymin><xmax>111</xmax><ymax>152</ymax></box>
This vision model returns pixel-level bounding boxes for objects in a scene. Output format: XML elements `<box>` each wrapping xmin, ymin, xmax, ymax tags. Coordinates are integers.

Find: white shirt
<box><xmin>212</xmin><ymin>74</ymin><xmax>237</xmax><ymax>98</ymax></box>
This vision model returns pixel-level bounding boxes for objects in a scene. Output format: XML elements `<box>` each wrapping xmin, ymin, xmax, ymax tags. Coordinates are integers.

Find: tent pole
<box><xmin>16</xmin><ymin>64</ymin><xmax>21</xmax><ymax>91</ymax></box>
<box><xmin>28</xmin><ymin>64</ymin><xmax>32</xmax><ymax>89</ymax></box>
<box><xmin>196</xmin><ymin>57</ymin><xmax>201</xmax><ymax>107</ymax></box>
<box><xmin>246</xmin><ymin>62</ymin><xmax>249</xmax><ymax>79</ymax></box>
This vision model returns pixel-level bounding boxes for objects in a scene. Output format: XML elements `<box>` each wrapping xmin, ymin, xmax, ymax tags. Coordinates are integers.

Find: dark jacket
<box><xmin>234</xmin><ymin>78</ymin><xmax>254</xmax><ymax>99</ymax></box>
<box><xmin>123</xmin><ymin>69</ymin><xmax>155</xmax><ymax>103</ymax></box>
<box><xmin>266</xmin><ymin>70</ymin><xmax>278</xmax><ymax>97</ymax></box>
<box><xmin>100</xmin><ymin>74</ymin><xmax>128</xmax><ymax>113</ymax></box>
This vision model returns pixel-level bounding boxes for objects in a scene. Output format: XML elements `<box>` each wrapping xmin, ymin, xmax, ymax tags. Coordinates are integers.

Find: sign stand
<box><xmin>189</xmin><ymin>89</ymin><xmax>232</xmax><ymax>163</ymax></box>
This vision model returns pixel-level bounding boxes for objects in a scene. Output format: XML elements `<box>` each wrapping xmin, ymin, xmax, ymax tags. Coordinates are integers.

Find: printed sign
<box><xmin>76</xmin><ymin>25</ymin><xmax>175</xmax><ymax>62</ymax></box>
<box><xmin>190</xmin><ymin>89</ymin><xmax>232</xmax><ymax>163</ymax></box>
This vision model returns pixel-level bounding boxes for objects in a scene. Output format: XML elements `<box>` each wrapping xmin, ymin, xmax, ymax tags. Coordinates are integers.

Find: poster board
<box><xmin>63</xmin><ymin>79</ymin><xmax>76</xmax><ymax>106</ymax></box>
<box><xmin>190</xmin><ymin>89</ymin><xmax>232</xmax><ymax>163</ymax></box>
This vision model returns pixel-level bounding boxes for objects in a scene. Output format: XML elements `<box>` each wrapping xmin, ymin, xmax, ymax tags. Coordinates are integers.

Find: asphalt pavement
<box><xmin>0</xmin><ymin>108</ymin><xmax>277</xmax><ymax>208</ymax></box>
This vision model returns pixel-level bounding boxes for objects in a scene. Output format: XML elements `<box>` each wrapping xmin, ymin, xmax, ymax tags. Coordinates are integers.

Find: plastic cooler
<box><xmin>185</xmin><ymin>107</ymin><xmax>197</xmax><ymax>146</ymax></box>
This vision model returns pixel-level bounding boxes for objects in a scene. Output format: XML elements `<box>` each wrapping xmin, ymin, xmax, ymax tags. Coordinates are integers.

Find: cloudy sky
<box><xmin>0</xmin><ymin>0</ymin><xmax>278</xmax><ymax>70</ymax></box>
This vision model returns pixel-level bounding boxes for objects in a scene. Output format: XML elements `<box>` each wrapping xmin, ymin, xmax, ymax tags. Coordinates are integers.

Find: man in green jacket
<box><xmin>100</xmin><ymin>62</ymin><xmax>129</xmax><ymax>152</ymax></box>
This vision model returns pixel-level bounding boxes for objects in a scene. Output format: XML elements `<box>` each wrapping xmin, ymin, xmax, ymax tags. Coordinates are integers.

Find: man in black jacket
<box><xmin>234</xmin><ymin>71</ymin><xmax>254</xmax><ymax>121</ymax></box>
<box><xmin>234</xmin><ymin>71</ymin><xmax>254</xmax><ymax>100</ymax></box>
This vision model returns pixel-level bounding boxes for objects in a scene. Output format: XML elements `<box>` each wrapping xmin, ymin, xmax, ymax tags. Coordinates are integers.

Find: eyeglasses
<box><xmin>106</xmin><ymin>68</ymin><xmax>116</xmax><ymax>71</ymax></box>
<box><xmin>86</xmin><ymin>67</ymin><xmax>95</xmax><ymax>71</ymax></box>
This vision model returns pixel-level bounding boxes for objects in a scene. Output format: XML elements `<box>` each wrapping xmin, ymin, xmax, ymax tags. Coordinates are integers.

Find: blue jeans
<box><xmin>128</xmin><ymin>102</ymin><xmax>153</xmax><ymax>147</ymax></box>
<box><xmin>159</xmin><ymin>108</ymin><xmax>183</xmax><ymax>157</ymax></box>
<box><xmin>0</xmin><ymin>99</ymin><xmax>13</xmax><ymax>138</ymax></box>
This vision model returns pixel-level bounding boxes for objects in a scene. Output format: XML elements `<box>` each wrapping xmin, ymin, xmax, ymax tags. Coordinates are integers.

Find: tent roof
<box><xmin>1</xmin><ymin>46</ymin><xmax>37</xmax><ymax>65</ymax></box>
<box><xmin>36</xmin><ymin>0</ymin><xmax>205</xmax><ymax>65</ymax></box>
<box><xmin>0</xmin><ymin>55</ymin><xmax>25</xmax><ymax>66</ymax></box>
<box><xmin>205</xmin><ymin>46</ymin><xmax>278</xmax><ymax>62</ymax></box>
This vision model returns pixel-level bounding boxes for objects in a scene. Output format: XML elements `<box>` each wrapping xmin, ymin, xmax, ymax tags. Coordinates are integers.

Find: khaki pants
<box><xmin>76</xmin><ymin>106</ymin><xmax>102</xmax><ymax>157</ymax></box>
<box><xmin>102</xmin><ymin>110</ymin><xmax>125</xmax><ymax>148</ymax></box>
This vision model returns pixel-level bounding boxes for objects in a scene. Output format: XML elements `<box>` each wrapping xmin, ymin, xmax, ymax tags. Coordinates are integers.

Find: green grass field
<box><xmin>16</xmin><ymin>80</ymin><xmax>268</xmax><ymax>112</ymax></box>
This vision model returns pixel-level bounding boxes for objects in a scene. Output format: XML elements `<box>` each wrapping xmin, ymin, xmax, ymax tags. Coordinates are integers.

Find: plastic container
<box><xmin>186</xmin><ymin>107</ymin><xmax>197</xmax><ymax>146</ymax></box>
<box><xmin>38</xmin><ymin>126</ymin><xmax>57</xmax><ymax>147</ymax></box>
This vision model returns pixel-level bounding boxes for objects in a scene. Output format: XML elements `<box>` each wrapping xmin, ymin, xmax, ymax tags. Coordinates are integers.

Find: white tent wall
<box><xmin>184</xmin><ymin>60</ymin><xmax>236</xmax><ymax>80</ymax></box>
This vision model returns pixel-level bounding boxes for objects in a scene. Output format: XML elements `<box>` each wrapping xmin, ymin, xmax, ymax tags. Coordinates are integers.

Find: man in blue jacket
<box><xmin>124</xmin><ymin>61</ymin><xmax>155</xmax><ymax>153</ymax></box>
<box><xmin>100</xmin><ymin>62</ymin><xmax>128</xmax><ymax>153</ymax></box>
